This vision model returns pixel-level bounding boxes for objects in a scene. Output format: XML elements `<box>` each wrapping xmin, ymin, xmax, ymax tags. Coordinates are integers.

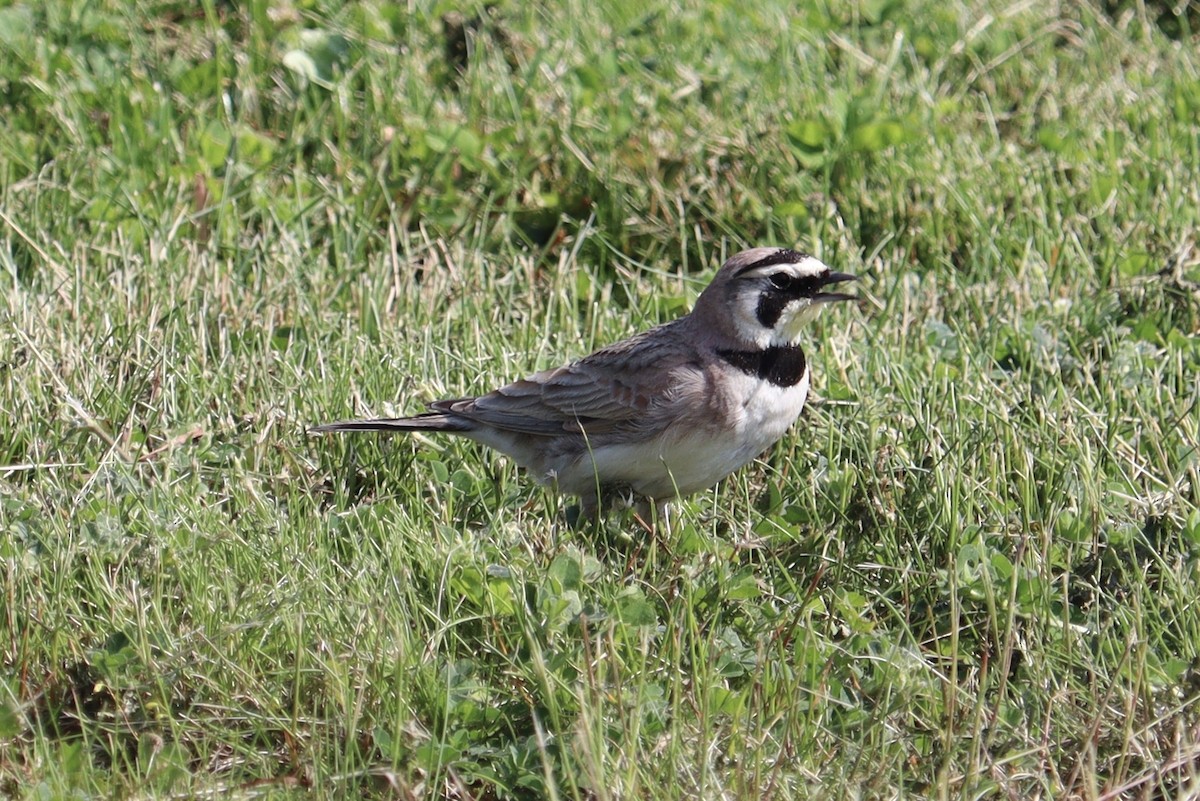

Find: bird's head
<box><xmin>696</xmin><ymin>247</ymin><xmax>857</xmax><ymax>348</ymax></box>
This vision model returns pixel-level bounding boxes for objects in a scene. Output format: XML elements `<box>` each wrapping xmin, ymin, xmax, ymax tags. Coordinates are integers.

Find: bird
<box><xmin>311</xmin><ymin>247</ymin><xmax>856</xmax><ymax>522</ymax></box>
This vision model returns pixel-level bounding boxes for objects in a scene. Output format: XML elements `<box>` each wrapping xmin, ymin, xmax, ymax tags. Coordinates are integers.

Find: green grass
<box><xmin>2</xmin><ymin>0</ymin><xmax>1200</xmax><ymax>798</ymax></box>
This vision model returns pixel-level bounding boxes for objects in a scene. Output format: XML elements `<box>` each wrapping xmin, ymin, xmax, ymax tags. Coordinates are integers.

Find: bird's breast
<box><xmin>726</xmin><ymin>363</ymin><xmax>811</xmax><ymax>455</ymax></box>
<box><xmin>572</xmin><ymin>363</ymin><xmax>811</xmax><ymax>499</ymax></box>
<box><xmin>715</xmin><ymin>344</ymin><xmax>808</xmax><ymax>388</ymax></box>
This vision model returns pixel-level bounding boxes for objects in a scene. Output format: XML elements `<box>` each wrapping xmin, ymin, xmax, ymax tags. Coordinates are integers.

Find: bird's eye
<box><xmin>768</xmin><ymin>273</ymin><xmax>793</xmax><ymax>291</ymax></box>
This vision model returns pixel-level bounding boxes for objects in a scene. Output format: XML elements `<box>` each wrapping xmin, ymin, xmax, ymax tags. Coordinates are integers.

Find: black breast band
<box><xmin>717</xmin><ymin>345</ymin><xmax>808</xmax><ymax>388</ymax></box>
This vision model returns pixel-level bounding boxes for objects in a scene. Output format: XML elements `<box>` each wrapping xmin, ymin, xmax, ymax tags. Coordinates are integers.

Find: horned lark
<box><xmin>312</xmin><ymin>247</ymin><xmax>856</xmax><ymax>520</ymax></box>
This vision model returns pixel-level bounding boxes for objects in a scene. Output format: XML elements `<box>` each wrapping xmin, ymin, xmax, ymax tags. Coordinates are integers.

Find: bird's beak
<box><xmin>814</xmin><ymin>271</ymin><xmax>857</xmax><ymax>303</ymax></box>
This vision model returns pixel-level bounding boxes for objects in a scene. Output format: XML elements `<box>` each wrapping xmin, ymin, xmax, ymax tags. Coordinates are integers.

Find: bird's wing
<box><xmin>433</xmin><ymin>321</ymin><xmax>702</xmax><ymax>438</ymax></box>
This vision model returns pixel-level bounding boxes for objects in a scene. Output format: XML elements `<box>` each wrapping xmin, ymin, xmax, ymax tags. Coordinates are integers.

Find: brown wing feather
<box><xmin>435</xmin><ymin>319</ymin><xmax>700</xmax><ymax>438</ymax></box>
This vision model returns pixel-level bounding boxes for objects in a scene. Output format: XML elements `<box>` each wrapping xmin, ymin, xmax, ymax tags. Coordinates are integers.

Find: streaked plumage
<box><xmin>312</xmin><ymin>247</ymin><xmax>856</xmax><ymax>520</ymax></box>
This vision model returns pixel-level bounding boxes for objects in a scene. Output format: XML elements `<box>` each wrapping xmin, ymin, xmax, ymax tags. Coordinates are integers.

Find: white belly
<box><xmin>554</xmin><ymin>369</ymin><xmax>811</xmax><ymax>499</ymax></box>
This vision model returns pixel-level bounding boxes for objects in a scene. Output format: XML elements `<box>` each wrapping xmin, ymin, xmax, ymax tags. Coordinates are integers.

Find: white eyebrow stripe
<box><xmin>741</xmin><ymin>255</ymin><xmax>829</xmax><ymax>279</ymax></box>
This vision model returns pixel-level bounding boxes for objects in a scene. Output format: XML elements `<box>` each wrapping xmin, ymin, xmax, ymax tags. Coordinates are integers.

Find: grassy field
<box><xmin>2</xmin><ymin>0</ymin><xmax>1200</xmax><ymax>798</ymax></box>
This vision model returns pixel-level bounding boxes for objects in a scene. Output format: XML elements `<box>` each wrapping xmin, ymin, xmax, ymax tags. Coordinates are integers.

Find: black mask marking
<box><xmin>717</xmin><ymin>345</ymin><xmax>808</xmax><ymax>388</ymax></box>
<box><xmin>755</xmin><ymin>271</ymin><xmax>828</xmax><ymax>327</ymax></box>
<box><xmin>755</xmin><ymin>289</ymin><xmax>793</xmax><ymax>329</ymax></box>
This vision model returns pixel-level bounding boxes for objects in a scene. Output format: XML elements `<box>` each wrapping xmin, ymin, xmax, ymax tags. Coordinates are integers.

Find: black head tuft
<box><xmin>733</xmin><ymin>248</ymin><xmax>810</xmax><ymax>276</ymax></box>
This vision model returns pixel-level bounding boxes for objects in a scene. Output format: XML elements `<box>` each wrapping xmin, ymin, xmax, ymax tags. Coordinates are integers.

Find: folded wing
<box><xmin>432</xmin><ymin>321</ymin><xmax>699</xmax><ymax>439</ymax></box>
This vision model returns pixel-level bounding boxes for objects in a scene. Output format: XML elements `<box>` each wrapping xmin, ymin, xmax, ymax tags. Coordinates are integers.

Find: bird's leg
<box><xmin>568</xmin><ymin>489</ymin><xmax>603</xmax><ymax>529</ymax></box>
<box><xmin>633</xmin><ymin>498</ymin><xmax>671</xmax><ymax>537</ymax></box>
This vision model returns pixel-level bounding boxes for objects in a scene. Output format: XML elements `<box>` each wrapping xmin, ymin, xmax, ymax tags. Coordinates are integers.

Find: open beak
<box><xmin>814</xmin><ymin>271</ymin><xmax>857</xmax><ymax>303</ymax></box>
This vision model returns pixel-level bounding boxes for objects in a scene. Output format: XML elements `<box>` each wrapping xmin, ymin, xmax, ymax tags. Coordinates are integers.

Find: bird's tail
<box><xmin>309</xmin><ymin>412</ymin><xmax>472</xmax><ymax>435</ymax></box>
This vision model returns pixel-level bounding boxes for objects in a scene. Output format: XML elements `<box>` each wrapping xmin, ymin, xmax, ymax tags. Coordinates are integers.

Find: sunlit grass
<box><xmin>2</xmin><ymin>0</ymin><xmax>1199</xmax><ymax>798</ymax></box>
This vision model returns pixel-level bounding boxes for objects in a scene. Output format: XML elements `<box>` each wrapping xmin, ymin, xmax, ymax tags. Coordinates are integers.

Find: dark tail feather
<box><xmin>309</xmin><ymin>413</ymin><xmax>472</xmax><ymax>435</ymax></box>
